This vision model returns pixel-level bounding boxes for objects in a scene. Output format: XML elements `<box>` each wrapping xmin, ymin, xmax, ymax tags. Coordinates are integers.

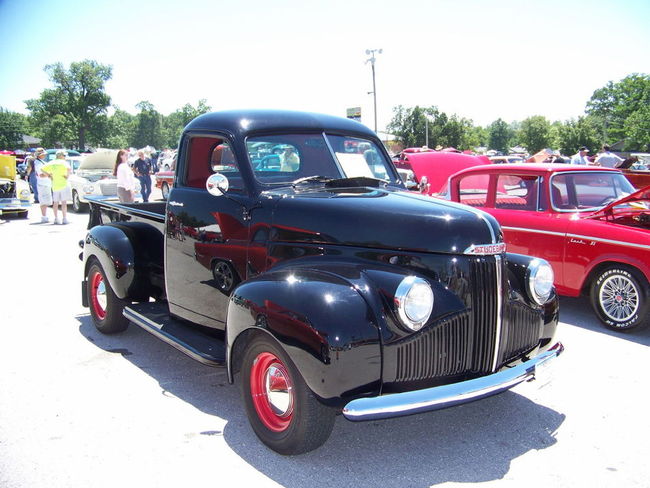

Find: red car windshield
<box><xmin>550</xmin><ymin>172</ymin><xmax>636</xmax><ymax>211</ymax></box>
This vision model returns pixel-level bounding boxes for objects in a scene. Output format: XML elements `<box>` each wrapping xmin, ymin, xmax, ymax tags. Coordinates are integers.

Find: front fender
<box><xmin>226</xmin><ymin>267</ymin><xmax>383</xmax><ymax>406</ymax></box>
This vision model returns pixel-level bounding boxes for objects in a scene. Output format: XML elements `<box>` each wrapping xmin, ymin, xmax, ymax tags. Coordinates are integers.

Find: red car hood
<box><xmin>589</xmin><ymin>185</ymin><xmax>650</xmax><ymax>218</ymax></box>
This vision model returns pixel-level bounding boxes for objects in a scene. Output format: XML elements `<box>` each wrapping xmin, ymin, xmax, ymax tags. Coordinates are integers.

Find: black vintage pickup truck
<box><xmin>80</xmin><ymin>110</ymin><xmax>563</xmax><ymax>455</ymax></box>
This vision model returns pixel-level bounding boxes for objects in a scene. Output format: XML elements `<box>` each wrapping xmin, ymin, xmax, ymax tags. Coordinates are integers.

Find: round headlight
<box><xmin>83</xmin><ymin>184</ymin><xmax>95</xmax><ymax>194</ymax></box>
<box><xmin>527</xmin><ymin>259</ymin><xmax>554</xmax><ymax>304</ymax></box>
<box><xmin>395</xmin><ymin>276</ymin><xmax>434</xmax><ymax>331</ymax></box>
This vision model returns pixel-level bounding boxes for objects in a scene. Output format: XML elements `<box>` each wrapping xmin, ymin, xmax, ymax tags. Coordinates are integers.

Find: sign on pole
<box><xmin>346</xmin><ymin>107</ymin><xmax>361</xmax><ymax>122</ymax></box>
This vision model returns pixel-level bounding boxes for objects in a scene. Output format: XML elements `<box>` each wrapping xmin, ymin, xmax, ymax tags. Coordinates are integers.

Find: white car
<box><xmin>68</xmin><ymin>150</ymin><xmax>140</xmax><ymax>212</ymax></box>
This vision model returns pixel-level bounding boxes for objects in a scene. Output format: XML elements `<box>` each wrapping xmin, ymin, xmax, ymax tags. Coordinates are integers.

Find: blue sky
<box><xmin>1</xmin><ymin>0</ymin><xmax>649</xmax><ymax>131</ymax></box>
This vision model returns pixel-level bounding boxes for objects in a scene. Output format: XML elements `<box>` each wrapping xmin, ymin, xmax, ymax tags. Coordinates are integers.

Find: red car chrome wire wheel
<box><xmin>249</xmin><ymin>352</ymin><xmax>294</xmax><ymax>432</ymax></box>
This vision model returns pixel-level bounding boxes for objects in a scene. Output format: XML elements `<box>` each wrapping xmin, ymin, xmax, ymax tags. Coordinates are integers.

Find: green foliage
<box><xmin>106</xmin><ymin>109</ymin><xmax>135</xmax><ymax>149</ymax></box>
<box><xmin>586</xmin><ymin>73</ymin><xmax>650</xmax><ymax>146</ymax></box>
<box><xmin>554</xmin><ymin>117</ymin><xmax>601</xmax><ymax>155</ymax></box>
<box><xmin>623</xmin><ymin>104</ymin><xmax>650</xmax><ymax>151</ymax></box>
<box><xmin>0</xmin><ymin>108</ymin><xmax>27</xmax><ymax>149</ymax></box>
<box><xmin>386</xmin><ymin>105</ymin><xmax>480</xmax><ymax>150</ymax></box>
<box><xmin>517</xmin><ymin>116</ymin><xmax>552</xmax><ymax>153</ymax></box>
<box><xmin>163</xmin><ymin>99</ymin><xmax>211</xmax><ymax>148</ymax></box>
<box><xmin>25</xmin><ymin>60</ymin><xmax>112</xmax><ymax>150</ymax></box>
<box><xmin>132</xmin><ymin>101</ymin><xmax>164</xmax><ymax>149</ymax></box>
<box><xmin>488</xmin><ymin>118</ymin><xmax>513</xmax><ymax>153</ymax></box>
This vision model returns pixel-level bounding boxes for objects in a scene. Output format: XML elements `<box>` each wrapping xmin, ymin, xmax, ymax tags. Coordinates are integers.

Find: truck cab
<box><xmin>81</xmin><ymin>110</ymin><xmax>563</xmax><ymax>455</ymax></box>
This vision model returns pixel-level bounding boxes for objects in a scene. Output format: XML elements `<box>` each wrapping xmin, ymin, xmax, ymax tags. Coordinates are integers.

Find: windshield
<box><xmin>245</xmin><ymin>133</ymin><xmax>398</xmax><ymax>186</ymax></box>
<box><xmin>550</xmin><ymin>172</ymin><xmax>636</xmax><ymax>211</ymax></box>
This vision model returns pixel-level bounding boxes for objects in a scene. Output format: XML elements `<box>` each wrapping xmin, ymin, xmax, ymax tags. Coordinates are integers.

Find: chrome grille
<box><xmin>500</xmin><ymin>302</ymin><xmax>543</xmax><ymax>363</ymax></box>
<box><xmin>395</xmin><ymin>313</ymin><xmax>473</xmax><ymax>382</ymax></box>
<box><xmin>469</xmin><ymin>257</ymin><xmax>499</xmax><ymax>373</ymax></box>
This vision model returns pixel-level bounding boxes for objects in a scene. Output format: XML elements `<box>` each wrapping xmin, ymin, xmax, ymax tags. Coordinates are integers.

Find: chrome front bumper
<box><xmin>342</xmin><ymin>342</ymin><xmax>564</xmax><ymax>421</ymax></box>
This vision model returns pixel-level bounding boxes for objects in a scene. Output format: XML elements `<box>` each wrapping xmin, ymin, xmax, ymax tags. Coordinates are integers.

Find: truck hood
<box><xmin>266</xmin><ymin>184</ymin><xmax>502</xmax><ymax>254</ymax></box>
<box><xmin>588</xmin><ymin>185</ymin><xmax>650</xmax><ymax>219</ymax></box>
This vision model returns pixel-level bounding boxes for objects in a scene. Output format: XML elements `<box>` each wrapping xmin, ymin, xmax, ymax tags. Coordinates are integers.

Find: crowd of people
<box><xmin>19</xmin><ymin>145</ymin><xmax>169</xmax><ymax>223</ymax></box>
<box><xmin>23</xmin><ymin>147</ymin><xmax>72</xmax><ymax>224</ymax></box>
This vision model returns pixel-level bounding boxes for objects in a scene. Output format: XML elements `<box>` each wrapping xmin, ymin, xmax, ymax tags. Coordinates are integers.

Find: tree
<box><xmin>586</xmin><ymin>73</ymin><xmax>650</xmax><ymax>144</ymax></box>
<box><xmin>131</xmin><ymin>101</ymin><xmax>164</xmax><ymax>149</ymax></box>
<box><xmin>163</xmin><ymin>99</ymin><xmax>211</xmax><ymax>148</ymax></box>
<box><xmin>0</xmin><ymin>108</ymin><xmax>27</xmax><ymax>149</ymax></box>
<box><xmin>106</xmin><ymin>108</ymin><xmax>135</xmax><ymax>149</ymax></box>
<box><xmin>25</xmin><ymin>60</ymin><xmax>112</xmax><ymax>150</ymax></box>
<box><xmin>554</xmin><ymin>117</ymin><xmax>600</xmax><ymax>155</ymax></box>
<box><xmin>488</xmin><ymin>118</ymin><xmax>513</xmax><ymax>153</ymax></box>
<box><xmin>623</xmin><ymin>104</ymin><xmax>650</xmax><ymax>151</ymax></box>
<box><xmin>517</xmin><ymin>116</ymin><xmax>552</xmax><ymax>153</ymax></box>
<box><xmin>386</xmin><ymin>105</ymin><xmax>479</xmax><ymax>150</ymax></box>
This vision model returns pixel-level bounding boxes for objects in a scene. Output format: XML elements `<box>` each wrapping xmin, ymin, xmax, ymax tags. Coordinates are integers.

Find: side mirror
<box><xmin>206</xmin><ymin>173</ymin><xmax>229</xmax><ymax>196</ymax></box>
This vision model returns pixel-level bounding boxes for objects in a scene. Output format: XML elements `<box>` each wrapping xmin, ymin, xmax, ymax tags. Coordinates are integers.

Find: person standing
<box><xmin>570</xmin><ymin>146</ymin><xmax>590</xmax><ymax>165</ymax></box>
<box><xmin>594</xmin><ymin>145</ymin><xmax>624</xmax><ymax>168</ymax></box>
<box><xmin>133</xmin><ymin>150</ymin><xmax>152</xmax><ymax>202</ymax></box>
<box><xmin>41</xmin><ymin>150</ymin><xmax>72</xmax><ymax>224</ymax></box>
<box><xmin>24</xmin><ymin>153</ymin><xmax>39</xmax><ymax>203</ymax></box>
<box><xmin>33</xmin><ymin>148</ymin><xmax>52</xmax><ymax>223</ymax></box>
<box><xmin>114</xmin><ymin>149</ymin><xmax>136</xmax><ymax>203</ymax></box>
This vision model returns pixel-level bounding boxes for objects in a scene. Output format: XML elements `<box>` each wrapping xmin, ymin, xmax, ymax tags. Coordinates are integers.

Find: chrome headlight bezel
<box><xmin>83</xmin><ymin>184</ymin><xmax>95</xmax><ymax>194</ymax></box>
<box><xmin>394</xmin><ymin>276</ymin><xmax>434</xmax><ymax>331</ymax></box>
<box><xmin>526</xmin><ymin>259</ymin><xmax>554</xmax><ymax>305</ymax></box>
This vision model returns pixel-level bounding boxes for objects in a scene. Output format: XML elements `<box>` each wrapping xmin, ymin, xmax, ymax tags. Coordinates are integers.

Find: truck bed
<box><xmin>87</xmin><ymin>197</ymin><xmax>166</xmax><ymax>230</ymax></box>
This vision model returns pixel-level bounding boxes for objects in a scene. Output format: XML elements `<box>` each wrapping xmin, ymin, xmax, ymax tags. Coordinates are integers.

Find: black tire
<box><xmin>161</xmin><ymin>182</ymin><xmax>170</xmax><ymax>200</ymax></box>
<box><xmin>72</xmin><ymin>190</ymin><xmax>88</xmax><ymax>213</ymax></box>
<box><xmin>212</xmin><ymin>260</ymin><xmax>239</xmax><ymax>294</ymax></box>
<box><xmin>240</xmin><ymin>335</ymin><xmax>336</xmax><ymax>455</ymax></box>
<box><xmin>86</xmin><ymin>260</ymin><xmax>130</xmax><ymax>334</ymax></box>
<box><xmin>590</xmin><ymin>266</ymin><xmax>649</xmax><ymax>331</ymax></box>
<box><xmin>18</xmin><ymin>211</ymin><xmax>28</xmax><ymax>219</ymax></box>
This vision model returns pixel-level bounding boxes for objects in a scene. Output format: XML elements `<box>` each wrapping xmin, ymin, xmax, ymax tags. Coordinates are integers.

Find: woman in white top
<box><xmin>114</xmin><ymin>149</ymin><xmax>136</xmax><ymax>203</ymax></box>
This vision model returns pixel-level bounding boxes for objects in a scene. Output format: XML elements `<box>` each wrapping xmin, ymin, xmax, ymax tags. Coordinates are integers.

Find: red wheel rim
<box><xmin>250</xmin><ymin>352</ymin><xmax>294</xmax><ymax>432</ymax></box>
<box><xmin>90</xmin><ymin>271</ymin><xmax>107</xmax><ymax>320</ymax></box>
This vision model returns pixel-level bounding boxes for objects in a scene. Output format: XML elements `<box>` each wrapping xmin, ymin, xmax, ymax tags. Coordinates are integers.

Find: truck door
<box><xmin>165</xmin><ymin>134</ymin><xmax>251</xmax><ymax>330</ymax></box>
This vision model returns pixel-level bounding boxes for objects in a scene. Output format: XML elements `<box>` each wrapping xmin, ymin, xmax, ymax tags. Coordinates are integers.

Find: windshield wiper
<box><xmin>291</xmin><ymin>175</ymin><xmax>333</xmax><ymax>188</ymax></box>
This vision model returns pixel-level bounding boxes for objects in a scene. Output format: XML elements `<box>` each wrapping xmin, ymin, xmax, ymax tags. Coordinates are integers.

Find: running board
<box><xmin>123</xmin><ymin>302</ymin><xmax>226</xmax><ymax>367</ymax></box>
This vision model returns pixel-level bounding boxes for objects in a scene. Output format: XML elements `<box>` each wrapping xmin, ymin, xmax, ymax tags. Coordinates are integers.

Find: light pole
<box><xmin>365</xmin><ymin>48</ymin><xmax>382</xmax><ymax>133</ymax></box>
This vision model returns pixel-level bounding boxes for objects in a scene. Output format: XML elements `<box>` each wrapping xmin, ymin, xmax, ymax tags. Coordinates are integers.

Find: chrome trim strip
<box><xmin>491</xmin><ymin>255</ymin><xmax>503</xmax><ymax>372</ymax></box>
<box><xmin>501</xmin><ymin>226</ymin><xmax>565</xmax><ymax>237</ymax></box>
<box><xmin>343</xmin><ymin>343</ymin><xmax>564</xmax><ymax>421</ymax></box>
<box><xmin>501</xmin><ymin>226</ymin><xmax>650</xmax><ymax>251</ymax></box>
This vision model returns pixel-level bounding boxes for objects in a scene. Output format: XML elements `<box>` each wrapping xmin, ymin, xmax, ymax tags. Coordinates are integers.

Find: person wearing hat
<box><xmin>41</xmin><ymin>150</ymin><xmax>72</xmax><ymax>224</ymax></box>
<box><xmin>33</xmin><ymin>148</ymin><xmax>52</xmax><ymax>223</ymax></box>
<box><xmin>571</xmin><ymin>146</ymin><xmax>590</xmax><ymax>165</ymax></box>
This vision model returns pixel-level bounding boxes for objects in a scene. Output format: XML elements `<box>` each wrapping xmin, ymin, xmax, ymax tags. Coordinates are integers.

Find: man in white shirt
<box><xmin>570</xmin><ymin>146</ymin><xmax>590</xmax><ymax>165</ymax></box>
<box><xmin>595</xmin><ymin>145</ymin><xmax>624</xmax><ymax>168</ymax></box>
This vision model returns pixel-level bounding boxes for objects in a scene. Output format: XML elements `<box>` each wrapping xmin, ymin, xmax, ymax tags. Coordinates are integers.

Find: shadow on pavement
<box><xmin>77</xmin><ymin>313</ymin><xmax>565</xmax><ymax>487</ymax></box>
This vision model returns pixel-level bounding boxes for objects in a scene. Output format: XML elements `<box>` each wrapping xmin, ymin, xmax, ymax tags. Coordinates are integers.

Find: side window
<box><xmin>458</xmin><ymin>174</ymin><xmax>490</xmax><ymax>207</ymax></box>
<box><xmin>550</xmin><ymin>175</ymin><xmax>571</xmax><ymax>209</ymax></box>
<box><xmin>185</xmin><ymin>136</ymin><xmax>243</xmax><ymax>192</ymax></box>
<box><xmin>495</xmin><ymin>175</ymin><xmax>539</xmax><ymax>210</ymax></box>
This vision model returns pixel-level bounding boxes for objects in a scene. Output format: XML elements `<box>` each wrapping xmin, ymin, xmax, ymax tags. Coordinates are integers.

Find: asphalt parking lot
<box><xmin>1</xmin><ymin>201</ymin><xmax>649</xmax><ymax>488</ymax></box>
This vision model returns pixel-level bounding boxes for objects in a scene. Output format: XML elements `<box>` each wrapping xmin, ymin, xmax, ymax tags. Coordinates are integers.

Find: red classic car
<box><xmin>446</xmin><ymin>164</ymin><xmax>650</xmax><ymax>331</ymax></box>
<box><xmin>155</xmin><ymin>171</ymin><xmax>174</xmax><ymax>199</ymax></box>
<box><xmin>393</xmin><ymin>150</ymin><xmax>489</xmax><ymax>195</ymax></box>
